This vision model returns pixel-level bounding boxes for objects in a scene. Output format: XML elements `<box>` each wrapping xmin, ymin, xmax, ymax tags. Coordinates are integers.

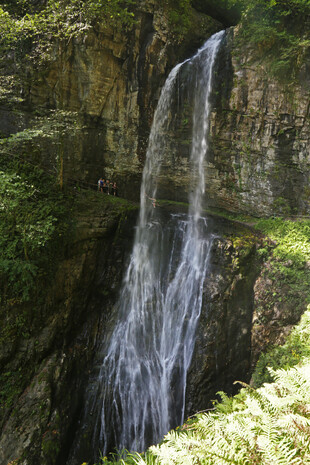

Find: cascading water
<box><xmin>65</xmin><ymin>31</ymin><xmax>226</xmax><ymax>462</ymax></box>
<box><xmin>92</xmin><ymin>30</ymin><xmax>225</xmax><ymax>455</ymax></box>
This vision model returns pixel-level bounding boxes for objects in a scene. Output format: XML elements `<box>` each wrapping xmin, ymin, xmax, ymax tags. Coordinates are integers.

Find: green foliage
<box><xmin>0</xmin><ymin>107</ymin><xmax>139</xmax><ymax>306</ymax></box>
<box><xmin>1</xmin><ymin>0</ymin><xmax>309</xmax><ymax>81</ymax></box>
<box><xmin>90</xmin><ymin>321</ymin><xmax>310</xmax><ymax>465</ymax></box>
<box><xmin>236</xmin><ymin>0</ymin><xmax>310</xmax><ymax>80</ymax></box>
<box><xmin>0</xmin><ymin>0</ymin><xmax>137</xmax><ymax>66</ymax></box>
<box><xmin>273</xmin><ymin>196</ymin><xmax>292</xmax><ymax>216</ymax></box>
<box><xmin>212</xmin><ymin>389</ymin><xmax>247</xmax><ymax>414</ymax></box>
<box><xmin>0</xmin><ymin>368</ymin><xmax>24</xmax><ymax>413</ymax></box>
<box><xmin>165</xmin><ymin>0</ymin><xmax>192</xmax><ymax>39</ymax></box>
<box><xmin>0</xmin><ymin>157</ymin><xmax>70</xmax><ymax>303</ymax></box>
<box><xmin>253</xmin><ymin>218</ymin><xmax>310</xmax><ymax>317</ymax></box>
<box><xmin>95</xmin><ymin>449</ymin><xmax>159</xmax><ymax>465</ymax></box>
<box><xmin>255</xmin><ymin>218</ymin><xmax>310</xmax><ymax>268</ymax></box>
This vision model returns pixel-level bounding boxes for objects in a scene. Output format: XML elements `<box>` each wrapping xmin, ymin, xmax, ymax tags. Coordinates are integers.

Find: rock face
<box><xmin>2</xmin><ymin>7</ymin><xmax>309</xmax><ymax>213</ymax></box>
<box><xmin>207</xmin><ymin>29</ymin><xmax>310</xmax><ymax>217</ymax></box>
<box><xmin>0</xmin><ymin>1</ymin><xmax>222</xmax><ymax>201</ymax></box>
<box><xmin>109</xmin><ymin>26</ymin><xmax>309</xmax><ymax>218</ymax></box>
<box><xmin>0</xmin><ymin>197</ymin><xmax>139</xmax><ymax>465</ymax></box>
<box><xmin>185</xmin><ymin>216</ymin><xmax>260</xmax><ymax>415</ymax></box>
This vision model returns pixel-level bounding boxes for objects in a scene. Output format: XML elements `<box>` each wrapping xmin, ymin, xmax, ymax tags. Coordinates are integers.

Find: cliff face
<box><xmin>2</xmin><ymin>6</ymin><xmax>309</xmax><ymax>215</ymax></box>
<box><xmin>2</xmin><ymin>4</ymin><xmax>310</xmax><ymax>210</ymax></box>
<box><xmin>143</xmin><ymin>30</ymin><xmax>310</xmax><ymax>217</ymax></box>
<box><xmin>0</xmin><ymin>195</ymin><xmax>139</xmax><ymax>465</ymax></box>
<box><xmin>207</xmin><ymin>29</ymin><xmax>310</xmax><ymax>217</ymax></box>
<box><xmin>0</xmin><ymin>1</ymin><xmax>222</xmax><ymax>200</ymax></box>
<box><xmin>185</xmin><ymin>217</ymin><xmax>260</xmax><ymax>416</ymax></box>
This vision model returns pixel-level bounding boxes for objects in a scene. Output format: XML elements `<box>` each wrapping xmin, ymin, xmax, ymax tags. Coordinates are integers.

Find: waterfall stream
<box><xmin>64</xmin><ymin>31</ymin><xmax>226</xmax><ymax>464</ymax></box>
<box><xmin>93</xmin><ymin>30</ymin><xmax>225</xmax><ymax>455</ymax></box>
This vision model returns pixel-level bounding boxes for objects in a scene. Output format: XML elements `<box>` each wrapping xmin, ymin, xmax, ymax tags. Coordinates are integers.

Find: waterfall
<box><xmin>96</xmin><ymin>30</ymin><xmax>225</xmax><ymax>455</ymax></box>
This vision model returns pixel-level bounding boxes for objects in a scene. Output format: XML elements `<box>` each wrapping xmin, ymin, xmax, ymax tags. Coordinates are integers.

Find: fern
<box><xmin>125</xmin><ymin>362</ymin><xmax>310</xmax><ymax>465</ymax></box>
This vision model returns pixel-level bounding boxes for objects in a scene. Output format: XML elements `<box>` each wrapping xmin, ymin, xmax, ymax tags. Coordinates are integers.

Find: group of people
<box><xmin>98</xmin><ymin>178</ymin><xmax>118</xmax><ymax>196</ymax></box>
<box><xmin>97</xmin><ymin>177</ymin><xmax>158</xmax><ymax>207</ymax></box>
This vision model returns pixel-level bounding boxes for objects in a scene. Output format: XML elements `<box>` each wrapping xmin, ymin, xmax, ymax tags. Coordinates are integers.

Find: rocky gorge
<box><xmin>0</xmin><ymin>1</ymin><xmax>309</xmax><ymax>464</ymax></box>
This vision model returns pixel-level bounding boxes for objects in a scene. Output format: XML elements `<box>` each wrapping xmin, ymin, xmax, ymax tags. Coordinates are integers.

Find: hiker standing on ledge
<box><xmin>98</xmin><ymin>177</ymin><xmax>104</xmax><ymax>192</ymax></box>
<box><xmin>112</xmin><ymin>182</ymin><xmax>118</xmax><ymax>196</ymax></box>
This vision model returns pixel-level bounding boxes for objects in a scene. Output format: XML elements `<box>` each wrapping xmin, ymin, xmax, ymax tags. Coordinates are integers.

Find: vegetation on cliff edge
<box><xmin>0</xmin><ymin>169</ymin><xmax>69</xmax><ymax>299</ymax></box>
<box><xmin>0</xmin><ymin>0</ymin><xmax>137</xmax><ymax>68</ymax></box>
<box><xmin>0</xmin><ymin>122</ymin><xmax>138</xmax><ymax>422</ymax></box>
<box><xmin>237</xmin><ymin>0</ymin><xmax>310</xmax><ymax>80</ymax></box>
<box><xmin>1</xmin><ymin>0</ymin><xmax>309</xmax><ymax>79</ymax></box>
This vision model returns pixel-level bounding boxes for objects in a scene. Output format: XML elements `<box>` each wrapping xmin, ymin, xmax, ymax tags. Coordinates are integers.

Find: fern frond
<box><xmin>136</xmin><ymin>362</ymin><xmax>310</xmax><ymax>465</ymax></box>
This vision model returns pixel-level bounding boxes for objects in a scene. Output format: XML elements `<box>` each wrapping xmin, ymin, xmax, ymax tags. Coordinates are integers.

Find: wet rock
<box><xmin>0</xmin><ymin>202</ymin><xmax>138</xmax><ymax>465</ymax></box>
<box><xmin>185</xmin><ymin>219</ymin><xmax>261</xmax><ymax>414</ymax></box>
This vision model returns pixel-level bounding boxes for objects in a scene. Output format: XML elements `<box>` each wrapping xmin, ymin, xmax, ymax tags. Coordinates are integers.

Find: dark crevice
<box><xmin>192</xmin><ymin>0</ymin><xmax>242</xmax><ymax>27</ymax></box>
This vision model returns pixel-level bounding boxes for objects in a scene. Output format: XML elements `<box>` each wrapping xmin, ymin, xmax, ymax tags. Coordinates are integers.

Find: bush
<box><xmin>0</xmin><ymin>0</ymin><xmax>137</xmax><ymax>67</ymax></box>
<box><xmin>0</xmin><ymin>159</ymin><xmax>70</xmax><ymax>303</ymax></box>
<box><xmin>237</xmin><ymin>0</ymin><xmax>310</xmax><ymax>80</ymax></box>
